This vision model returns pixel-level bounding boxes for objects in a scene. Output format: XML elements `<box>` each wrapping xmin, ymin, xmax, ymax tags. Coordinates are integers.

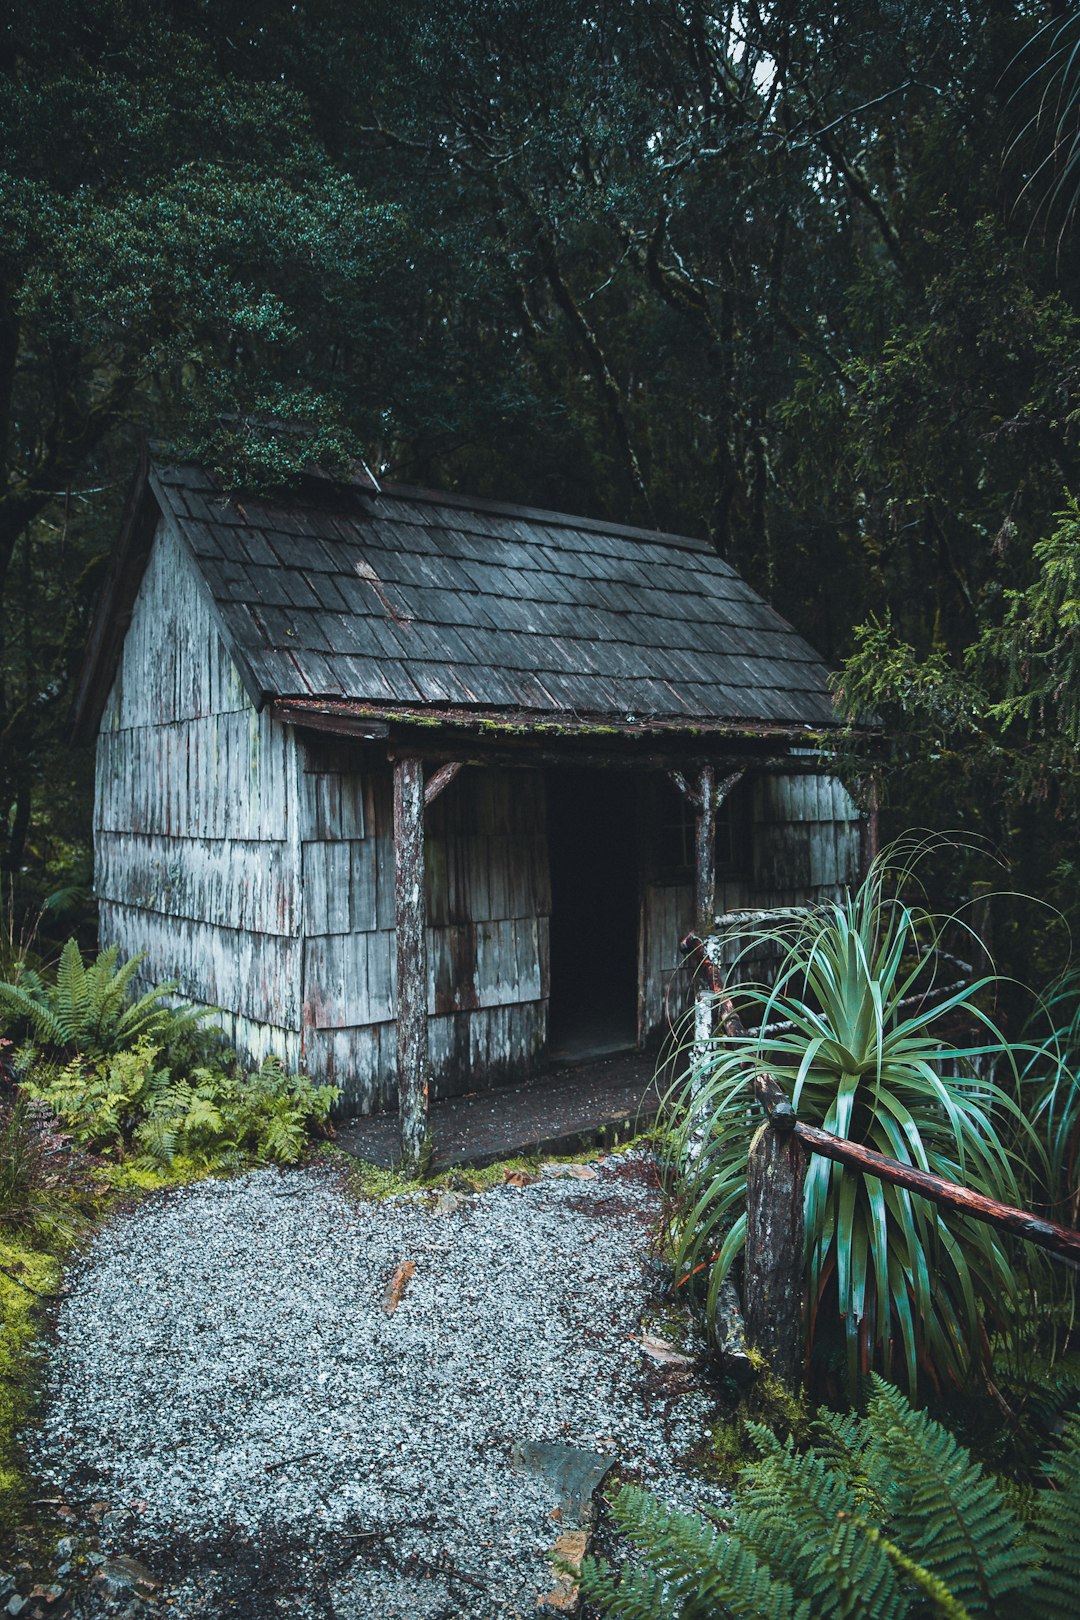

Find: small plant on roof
<box><xmin>668</xmin><ymin>839</ymin><xmax>1040</xmax><ymax>1397</ymax></box>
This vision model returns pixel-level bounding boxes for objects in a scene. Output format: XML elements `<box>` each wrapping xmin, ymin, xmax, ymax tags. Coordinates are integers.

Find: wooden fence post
<box><xmin>744</xmin><ymin>1104</ymin><xmax>806</xmax><ymax>1387</ymax></box>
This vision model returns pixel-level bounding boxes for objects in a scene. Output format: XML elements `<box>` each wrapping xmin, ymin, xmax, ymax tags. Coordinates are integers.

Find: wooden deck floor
<box><xmin>333</xmin><ymin>1050</ymin><xmax>666</xmax><ymax>1170</ymax></box>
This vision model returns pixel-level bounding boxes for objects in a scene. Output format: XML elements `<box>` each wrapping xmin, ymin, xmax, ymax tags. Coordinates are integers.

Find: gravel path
<box><xmin>32</xmin><ymin>1151</ymin><xmax>727</xmax><ymax>1618</ymax></box>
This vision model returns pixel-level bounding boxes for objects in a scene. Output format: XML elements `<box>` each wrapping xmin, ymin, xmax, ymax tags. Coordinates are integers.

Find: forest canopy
<box><xmin>3</xmin><ymin>0</ymin><xmax>1079</xmax><ymax>989</ymax></box>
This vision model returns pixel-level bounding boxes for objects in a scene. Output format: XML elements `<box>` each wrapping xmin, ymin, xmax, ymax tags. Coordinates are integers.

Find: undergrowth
<box><xmin>0</xmin><ymin>936</ymin><xmax>343</xmax><ymax>1555</ymax></box>
<box><xmin>581</xmin><ymin>1376</ymin><xmax>1080</xmax><ymax>1619</ymax></box>
<box><xmin>22</xmin><ymin>1046</ymin><xmax>338</xmax><ymax>1171</ymax></box>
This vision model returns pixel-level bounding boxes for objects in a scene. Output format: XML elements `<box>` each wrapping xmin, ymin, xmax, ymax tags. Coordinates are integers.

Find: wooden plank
<box><xmin>98</xmin><ymin>899</ymin><xmax>301</xmax><ymax>1027</ymax></box>
<box><xmin>96</xmin><ymin>832</ymin><xmax>297</xmax><ymax>935</ymax></box>
<box><xmin>394</xmin><ymin>754</ymin><xmax>430</xmax><ymax>1174</ymax></box>
<box><xmin>350</xmin><ymin>839</ymin><xmax>378</xmax><ymax>931</ymax></box>
<box><xmin>424</xmin><ymin>759</ymin><xmax>464</xmax><ymax>805</ymax></box>
<box><xmin>301</xmin><ymin>1025</ymin><xmax>390</xmax><ymax>1113</ymax></box>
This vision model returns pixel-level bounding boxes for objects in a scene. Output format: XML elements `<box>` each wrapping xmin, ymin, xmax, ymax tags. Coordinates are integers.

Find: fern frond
<box><xmin>0</xmin><ymin>982</ymin><xmax>66</xmax><ymax>1047</ymax></box>
<box><xmin>859</xmin><ymin>1520</ymin><xmax>974</xmax><ymax>1619</ymax></box>
<box><xmin>86</xmin><ymin>947</ymin><xmax>143</xmax><ymax>1041</ymax></box>
<box><xmin>594</xmin><ymin>1484</ymin><xmax>809</xmax><ymax>1620</ymax></box>
<box><xmin>132</xmin><ymin>1116</ymin><xmax>179</xmax><ymax>1167</ymax></box>
<box><xmin>817</xmin><ymin>1515</ymin><xmax>910</xmax><ymax>1620</ymax></box>
<box><xmin>578</xmin><ymin>1556</ymin><xmax>677</xmax><ymax>1620</ymax></box>
<box><xmin>866</xmin><ymin>1377</ymin><xmax>1032</xmax><ymax>1615</ymax></box>
<box><xmin>738</xmin><ymin>1427</ymin><xmax>906</xmax><ymax>1619</ymax></box>
<box><xmin>1027</xmin><ymin>1413</ymin><xmax>1080</xmax><ymax>1620</ymax></box>
<box><xmin>53</xmin><ymin>938</ymin><xmax>89</xmax><ymax>1044</ymax></box>
<box><xmin>738</xmin><ymin>1423</ymin><xmax>859</xmax><ymax>1601</ymax></box>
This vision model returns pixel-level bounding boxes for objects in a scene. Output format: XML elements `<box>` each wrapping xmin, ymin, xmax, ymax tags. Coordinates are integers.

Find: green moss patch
<box><xmin>0</xmin><ymin>1236</ymin><xmax>61</xmax><ymax>1534</ymax></box>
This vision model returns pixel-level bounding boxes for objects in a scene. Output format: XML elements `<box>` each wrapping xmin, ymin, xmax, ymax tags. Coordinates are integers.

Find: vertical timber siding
<box><xmin>94</xmin><ymin>519</ymin><xmax>302</xmax><ymax>1067</ymax></box>
<box><xmin>639</xmin><ymin>771</ymin><xmax>862</xmax><ymax>1042</ymax></box>
<box><xmin>299</xmin><ymin>759</ymin><xmax>548</xmax><ymax>1113</ymax></box>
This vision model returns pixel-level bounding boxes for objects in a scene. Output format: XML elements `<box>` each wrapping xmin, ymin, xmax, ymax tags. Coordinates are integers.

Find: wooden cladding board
<box><xmin>303</xmin><ymin>919</ymin><xmax>547</xmax><ymax>1028</ymax></box>
<box><xmin>94</xmin><ymin>522</ymin><xmax>303</xmax><ymax>1051</ymax></box>
<box><xmin>299</xmin><ymin>765</ymin><xmax>549</xmax><ymax>1095</ymax></box>
<box><xmin>96</xmin><ymin>832</ymin><xmax>297</xmax><ymax>936</ymax></box>
<box><xmin>639</xmin><ymin>773</ymin><xmax>862</xmax><ymax>1041</ymax></box>
<box><xmin>99</xmin><ymin>901</ymin><xmax>302</xmax><ymax>1029</ymax></box>
<box><xmin>99</xmin><ymin>518</ymin><xmax>250</xmax><ymax>731</ymax></box>
<box><xmin>303</xmin><ymin>1001</ymin><xmax>547</xmax><ymax>1114</ymax></box>
<box><xmin>96</xmin><ymin>708</ymin><xmax>291</xmax><ymax>842</ymax></box>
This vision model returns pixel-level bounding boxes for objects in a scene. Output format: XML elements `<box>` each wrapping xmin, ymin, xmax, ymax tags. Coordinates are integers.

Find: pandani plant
<box><xmin>1020</xmin><ymin>965</ymin><xmax>1080</xmax><ymax>1227</ymax></box>
<box><xmin>579</xmin><ymin>1376</ymin><xmax>1080</xmax><ymax>1620</ymax></box>
<box><xmin>667</xmin><ymin>842</ymin><xmax>1043</xmax><ymax>1396</ymax></box>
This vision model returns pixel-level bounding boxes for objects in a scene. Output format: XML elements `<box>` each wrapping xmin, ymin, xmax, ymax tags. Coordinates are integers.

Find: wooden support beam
<box><xmin>424</xmin><ymin>759</ymin><xmax>464</xmax><ymax>806</ymax></box>
<box><xmin>692</xmin><ymin>768</ymin><xmax>746</xmax><ymax>932</ymax></box>
<box><xmin>667</xmin><ymin>768</ymin><xmax>701</xmax><ymax>810</ymax></box>
<box><xmin>393</xmin><ymin>755</ymin><xmax>431</xmax><ymax>1176</ymax></box>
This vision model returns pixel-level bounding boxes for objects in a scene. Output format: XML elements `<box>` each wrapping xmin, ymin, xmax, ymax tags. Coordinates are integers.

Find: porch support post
<box><xmin>393</xmin><ymin>755</ymin><xmax>430</xmax><ymax>1176</ymax></box>
<box><xmin>694</xmin><ymin>764</ymin><xmax>717</xmax><ymax>933</ymax></box>
<box><xmin>666</xmin><ymin>765</ymin><xmax>746</xmax><ymax>1159</ymax></box>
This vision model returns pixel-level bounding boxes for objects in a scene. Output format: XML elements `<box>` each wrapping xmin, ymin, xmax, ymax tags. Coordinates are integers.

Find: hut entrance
<box><xmin>546</xmin><ymin>768</ymin><xmax>639</xmax><ymax>1061</ymax></box>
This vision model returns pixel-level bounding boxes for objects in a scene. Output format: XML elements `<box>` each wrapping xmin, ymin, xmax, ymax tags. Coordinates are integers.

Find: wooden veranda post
<box><xmin>669</xmin><ymin>767</ymin><xmax>746</xmax><ymax>1155</ymax></box>
<box><xmin>394</xmin><ymin>755</ymin><xmax>430</xmax><ymax>1175</ymax></box>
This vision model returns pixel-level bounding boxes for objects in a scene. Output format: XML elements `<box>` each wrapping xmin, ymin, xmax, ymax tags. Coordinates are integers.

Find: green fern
<box><xmin>581</xmin><ymin>1379</ymin><xmax>1080</xmax><ymax>1620</ymax></box>
<box><xmin>26</xmin><ymin>1039</ymin><xmax>337</xmax><ymax>1172</ymax></box>
<box><xmin>864</xmin><ymin>1379</ymin><xmax>1033</xmax><ymax>1615</ymax></box>
<box><xmin>738</xmin><ymin>1426</ymin><xmax>906</xmax><ymax>1620</ymax></box>
<box><xmin>581</xmin><ymin>1485</ymin><xmax>810</xmax><ymax>1620</ymax></box>
<box><xmin>1027</xmin><ymin>1411</ymin><xmax>1080</xmax><ymax>1619</ymax></box>
<box><xmin>0</xmin><ymin>937</ymin><xmax>213</xmax><ymax>1059</ymax></box>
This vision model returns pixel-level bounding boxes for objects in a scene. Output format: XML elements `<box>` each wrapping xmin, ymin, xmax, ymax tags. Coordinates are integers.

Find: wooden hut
<box><xmin>73</xmin><ymin>456</ymin><xmax>867</xmax><ymax>1162</ymax></box>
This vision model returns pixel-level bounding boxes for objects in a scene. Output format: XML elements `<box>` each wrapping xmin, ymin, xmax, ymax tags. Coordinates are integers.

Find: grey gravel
<box><xmin>32</xmin><ymin>1151</ymin><xmax>729</xmax><ymax>1617</ymax></box>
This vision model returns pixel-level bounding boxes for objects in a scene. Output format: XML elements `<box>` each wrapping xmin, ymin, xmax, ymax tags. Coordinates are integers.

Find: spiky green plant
<box><xmin>0</xmin><ymin>938</ymin><xmax>211</xmax><ymax>1060</ymax></box>
<box><xmin>580</xmin><ymin>1378</ymin><xmax>1080</xmax><ymax>1620</ymax></box>
<box><xmin>669</xmin><ymin>848</ymin><xmax>1040</xmax><ymax>1395</ymax></box>
<box><xmin>1021</xmin><ymin>967</ymin><xmax>1080</xmax><ymax>1225</ymax></box>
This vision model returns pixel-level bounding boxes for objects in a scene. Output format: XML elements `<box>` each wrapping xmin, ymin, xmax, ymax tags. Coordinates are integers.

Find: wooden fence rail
<box><xmin>680</xmin><ymin>933</ymin><xmax>1080</xmax><ymax>1385</ymax></box>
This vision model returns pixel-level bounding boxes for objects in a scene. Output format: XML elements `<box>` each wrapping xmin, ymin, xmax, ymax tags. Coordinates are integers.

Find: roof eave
<box><xmin>70</xmin><ymin>447</ymin><xmax>159</xmax><ymax>744</ymax></box>
<box><xmin>271</xmin><ymin>695</ymin><xmax>864</xmax><ymax>745</ymax></box>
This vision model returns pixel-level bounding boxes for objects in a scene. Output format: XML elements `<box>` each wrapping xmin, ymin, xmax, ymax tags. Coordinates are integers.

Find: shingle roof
<box><xmin>147</xmin><ymin>462</ymin><xmax>838</xmax><ymax>733</ymax></box>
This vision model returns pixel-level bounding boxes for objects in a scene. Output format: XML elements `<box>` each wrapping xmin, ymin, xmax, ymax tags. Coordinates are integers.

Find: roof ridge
<box><xmin>376</xmin><ymin>480</ymin><xmax>715</xmax><ymax>555</ymax></box>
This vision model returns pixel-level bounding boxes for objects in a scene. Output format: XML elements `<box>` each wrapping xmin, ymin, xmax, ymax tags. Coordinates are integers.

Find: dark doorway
<box><xmin>546</xmin><ymin>769</ymin><xmax>639</xmax><ymax>1061</ymax></box>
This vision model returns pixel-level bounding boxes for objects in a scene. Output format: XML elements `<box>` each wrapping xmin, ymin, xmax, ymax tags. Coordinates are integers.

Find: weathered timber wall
<box><xmin>640</xmin><ymin>772</ymin><xmax>862</xmax><ymax>1042</ymax></box>
<box><xmin>299</xmin><ymin>760</ymin><xmax>548</xmax><ymax>1112</ymax></box>
<box><xmin>94</xmin><ymin>518</ymin><xmax>303</xmax><ymax>1067</ymax></box>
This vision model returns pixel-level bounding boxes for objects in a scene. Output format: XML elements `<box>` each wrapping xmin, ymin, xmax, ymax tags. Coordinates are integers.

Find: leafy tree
<box><xmin>0</xmin><ymin>0</ymin><xmax>397</xmax><ymax>876</ymax></box>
